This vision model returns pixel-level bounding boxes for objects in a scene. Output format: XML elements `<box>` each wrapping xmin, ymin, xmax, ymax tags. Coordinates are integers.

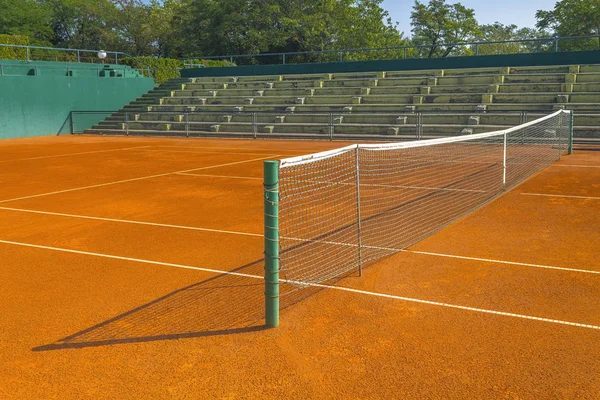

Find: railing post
<box><xmin>0</xmin><ymin>64</ymin><xmax>3</xmax><ymax>76</ymax></box>
<box><xmin>26</xmin><ymin>47</ymin><xmax>30</xmax><ymax>61</ymax></box>
<box><xmin>339</xmin><ymin>51</ymin><xmax>343</xmax><ymax>62</ymax></box>
<box><xmin>230</xmin><ymin>56</ymin><xmax>233</xmax><ymax>64</ymax></box>
<box><xmin>555</xmin><ymin>37</ymin><xmax>559</xmax><ymax>52</ymax></box>
<box><xmin>328</xmin><ymin>113</ymin><xmax>333</xmax><ymax>140</ymax></box>
<box><xmin>185</xmin><ymin>112</ymin><xmax>189</xmax><ymax>138</ymax></box>
<box><xmin>77</xmin><ymin>50</ymin><xmax>81</xmax><ymax>63</ymax></box>
<box><xmin>282</xmin><ymin>54</ymin><xmax>286</xmax><ymax>65</ymax></box>
<box><xmin>475</xmin><ymin>43</ymin><xmax>479</xmax><ymax>56</ymax></box>
<box><xmin>404</xmin><ymin>47</ymin><xmax>407</xmax><ymax>59</ymax></box>
<box><xmin>503</xmin><ymin>131</ymin><xmax>507</xmax><ymax>186</ymax></box>
<box><xmin>70</xmin><ymin>112</ymin><xmax>75</xmax><ymax>134</ymax></box>
<box><xmin>568</xmin><ymin>110</ymin><xmax>574</xmax><ymax>155</ymax></box>
<box><xmin>125</xmin><ymin>112</ymin><xmax>129</xmax><ymax>136</ymax></box>
<box><xmin>253</xmin><ymin>112</ymin><xmax>257</xmax><ymax>139</ymax></box>
<box><xmin>355</xmin><ymin>146</ymin><xmax>363</xmax><ymax>277</ymax></box>
<box><xmin>115</xmin><ymin>53</ymin><xmax>119</xmax><ymax>65</ymax></box>
<box><xmin>263</xmin><ymin>160</ymin><xmax>280</xmax><ymax>328</ymax></box>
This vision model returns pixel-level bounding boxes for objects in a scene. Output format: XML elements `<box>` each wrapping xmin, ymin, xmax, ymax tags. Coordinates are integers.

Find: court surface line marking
<box><xmin>0</xmin><ymin>145</ymin><xmax>152</xmax><ymax>164</ymax></box>
<box><xmin>177</xmin><ymin>172</ymin><xmax>486</xmax><ymax>193</ymax></box>
<box><xmin>0</xmin><ymin>206</ymin><xmax>263</xmax><ymax>237</ymax></box>
<box><xmin>520</xmin><ymin>193</ymin><xmax>600</xmax><ymax>200</ymax></box>
<box><xmin>0</xmin><ymin>155</ymin><xmax>278</xmax><ymax>204</ymax></box>
<box><xmin>137</xmin><ymin>148</ymin><xmax>300</xmax><ymax>157</ymax></box>
<box><xmin>551</xmin><ymin>164</ymin><xmax>600</xmax><ymax>168</ymax></box>
<box><xmin>175</xmin><ymin>172</ymin><xmax>263</xmax><ymax>180</ymax></box>
<box><xmin>0</xmin><ymin>238</ymin><xmax>598</xmax><ymax>331</ymax></box>
<box><xmin>151</xmin><ymin>145</ymin><xmax>338</xmax><ymax>152</ymax></box>
<box><xmin>0</xmin><ymin>205</ymin><xmax>597</xmax><ymax>276</ymax></box>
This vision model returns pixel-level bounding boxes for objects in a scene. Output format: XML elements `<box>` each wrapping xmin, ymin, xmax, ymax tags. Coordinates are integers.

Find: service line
<box><xmin>521</xmin><ymin>193</ymin><xmax>600</xmax><ymax>200</ymax></box>
<box><xmin>0</xmin><ymin>145</ymin><xmax>152</xmax><ymax>164</ymax></box>
<box><xmin>0</xmin><ymin>238</ymin><xmax>598</xmax><ymax>331</ymax></box>
<box><xmin>0</xmin><ymin>155</ymin><xmax>278</xmax><ymax>204</ymax></box>
<box><xmin>0</xmin><ymin>205</ymin><xmax>597</xmax><ymax>276</ymax></box>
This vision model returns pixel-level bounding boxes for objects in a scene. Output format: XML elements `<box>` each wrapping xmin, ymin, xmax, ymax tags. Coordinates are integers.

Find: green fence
<box><xmin>182</xmin><ymin>50</ymin><xmax>600</xmax><ymax>78</ymax></box>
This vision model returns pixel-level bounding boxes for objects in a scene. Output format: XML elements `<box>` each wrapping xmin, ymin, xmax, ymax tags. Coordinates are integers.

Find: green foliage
<box><xmin>165</xmin><ymin>0</ymin><xmax>406</xmax><ymax>63</ymax></box>
<box><xmin>0</xmin><ymin>0</ymin><xmax>53</xmax><ymax>44</ymax></box>
<box><xmin>536</xmin><ymin>0</ymin><xmax>600</xmax><ymax>51</ymax></box>
<box><xmin>121</xmin><ymin>56</ymin><xmax>235</xmax><ymax>83</ymax></box>
<box><xmin>410</xmin><ymin>0</ymin><xmax>480</xmax><ymax>58</ymax></box>
<box><xmin>1</xmin><ymin>0</ymin><xmax>596</xmax><ymax>67</ymax></box>
<box><xmin>476</xmin><ymin>23</ymin><xmax>553</xmax><ymax>55</ymax></box>
<box><xmin>0</xmin><ymin>34</ymin><xmax>29</xmax><ymax>59</ymax></box>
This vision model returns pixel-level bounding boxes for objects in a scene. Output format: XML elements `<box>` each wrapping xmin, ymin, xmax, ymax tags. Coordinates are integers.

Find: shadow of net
<box><xmin>33</xmin><ymin>258</ymin><xmax>330</xmax><ymax>351</ymax></box>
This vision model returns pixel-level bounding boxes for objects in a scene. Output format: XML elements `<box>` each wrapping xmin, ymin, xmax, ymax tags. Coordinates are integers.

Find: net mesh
<box><xmin>277</xmin><ymin>110</ymin><xmax>571</xmax><ymax>285</ymax></box>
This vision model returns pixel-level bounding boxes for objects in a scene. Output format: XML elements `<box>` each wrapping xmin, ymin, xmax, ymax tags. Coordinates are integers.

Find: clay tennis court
<box><xmin>0</xmin><ymin>135</ymin><xmax>599</xmax><ymax>399</ymax></box>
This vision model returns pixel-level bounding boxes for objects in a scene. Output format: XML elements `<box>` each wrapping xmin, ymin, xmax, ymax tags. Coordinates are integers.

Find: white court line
<box><xmin>138</xmin><ymin>148</ymin><xmax>298</xmax><ymax>157</ymax></box>
<box><xmin>402</xmin><ymin>250</ymin><xmax>600</xmax><ymax>275</ymax></box>
<box><xmin>551</xmin><ymin>164</ymin><xmax>600</xmax><ymax>168</ymax></box>
<box><xmin>0</xmin><ymin>155</ymin><xmax>277</xmax><ymax>204</ymax></box>
<box><xmin>0</xmin><ymin>206</ymin><xmax>263</xmax><ymax>237</ymax></box>
<box><xmin>0</xmin><ymin>205</ymin><xmax>596</xmax><ymax>276</ymax></box>
<box><xmin>178</xmin><ymin>171</ymin><xmax>487</xmax><ymax>194</ymax></box>
<box><xmin>521</xmin><ymin>193</ymin><xmax>600</xmax><ymax>200</ymax></box>
<box><xmin>0</xmin><ymin>238</ymin><xmax>598</xmax><ymax>331</ymax></box>
<box><xmin>284</xmin><ymin>237</ymin><xmax>600</xmax><ymax>276</ymax></box>
<box><xmin>176</xmin><ymin>172</ymin><xmax>263</xmax><ymax>180</ymax></box>
<box><xmin>153</xmin><ymin>145</ymin><xmax>330</xmax><ymax>153</ymax></box>
<box><xmin>0</xmin><ymin>145</ymin><xmax>151</xmax><ymax>164</ymax></box>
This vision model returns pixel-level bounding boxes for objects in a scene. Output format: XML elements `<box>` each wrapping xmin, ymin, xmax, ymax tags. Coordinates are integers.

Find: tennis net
<box><xmin>263</xmin><ymin>109</ymin><xmax>572</xmax><ymax>326</ymax></box>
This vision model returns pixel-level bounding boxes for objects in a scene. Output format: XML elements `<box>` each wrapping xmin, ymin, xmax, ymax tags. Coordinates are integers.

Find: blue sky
<box><xmin>382</xmin><ymin>0</ymin><xmax>558</xmax><ymax>36</ymax></box>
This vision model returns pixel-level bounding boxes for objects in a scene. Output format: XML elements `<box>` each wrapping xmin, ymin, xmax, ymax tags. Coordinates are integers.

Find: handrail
<box><xmin>0</xmin><ymin>45</ymin><xmax>152</xmax><ymax>72</ymax></box>
<box><xmin>183</xmin><ymin>34</ymin><xmax>600</xmax><ymax>65</ymax></box>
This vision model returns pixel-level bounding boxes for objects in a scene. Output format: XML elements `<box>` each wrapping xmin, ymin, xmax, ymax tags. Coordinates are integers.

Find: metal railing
<box><xmin>72</xmin><ymin>109</ymin><xmax>561</xmax><ymax>140</ymax></box>
<box><xmin>0</xmin><ymin>63</ymin><xmax>145</xmax><ymax>78</ymax></box>
<box><xmin>0</xmin><ymin>44</ymin><xmax>158</xmax><ymax>78</ymax></box>
<box><xmin>0</xmin><ymin>44</ymin><xmax>125</xmax><ymax>63</ymax></box>
<box><xmin>183</xmin><ymin>35</ymin><xmax>600</xmax><ymax>66</ymax></box>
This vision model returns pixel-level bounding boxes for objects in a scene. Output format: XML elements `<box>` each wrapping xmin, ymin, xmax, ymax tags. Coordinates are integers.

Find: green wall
<box><xmin>0</xmin><ymin>74</ymin><xmax>154</xmax><ymax>139</ymax></box>
<box><xmin>182</xmin><ymin>50</ymin><xmax>600</xmax><ymax>77</ymax></box>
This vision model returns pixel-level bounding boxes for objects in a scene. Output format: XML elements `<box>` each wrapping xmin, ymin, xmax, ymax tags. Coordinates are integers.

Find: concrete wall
<box><xmin>182</xmin><ymin>50</ymin><xmax>600</xmax><ymax>78</ymax></box>
<box><xmin>0</xmin><ymin>73</ymin><xmax>154</xmax><ymax>139</ymax></box>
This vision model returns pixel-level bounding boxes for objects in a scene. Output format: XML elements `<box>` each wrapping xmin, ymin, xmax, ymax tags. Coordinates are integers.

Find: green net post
<box><xmin>568</xmin><ymin>110</ymin><xmax>574</xmax><ymax>155</ymax></box>
<box><xmin>264</xmin><ymin>160</ymin><xmax>280</xmax><ymax>328</ymax></box>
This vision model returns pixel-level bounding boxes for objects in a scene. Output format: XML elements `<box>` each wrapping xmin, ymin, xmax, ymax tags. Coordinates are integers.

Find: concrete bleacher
<box><xmin>85</xmin><ymin>64</ymin><xmax>600</xmax><ymax>141</ymax></box>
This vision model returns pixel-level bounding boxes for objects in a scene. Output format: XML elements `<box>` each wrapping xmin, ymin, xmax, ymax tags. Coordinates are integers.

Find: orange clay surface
<box><xmin>0</xmin><ymin>135</ymin><xmax>599</xmax><ymax>399</ymax></box>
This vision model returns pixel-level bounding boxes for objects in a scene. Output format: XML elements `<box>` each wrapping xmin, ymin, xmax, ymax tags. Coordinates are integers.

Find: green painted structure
<box><xmin>182</xmin><ymin>50</ymin><xmax>600</xmax><ymax>78</ymax></box>
<box><xmin>263</xmin><ymin>160</ymin><xmax>280</xmax><ymax>328</ymax></box>
<box><xmin>0</xmin><ymin>60</ymin><xmax>154</xmax><ymax>139</ymax></box>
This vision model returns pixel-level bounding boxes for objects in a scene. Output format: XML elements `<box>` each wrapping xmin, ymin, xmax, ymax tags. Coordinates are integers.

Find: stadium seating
<box><xmin>85</xmin><ymin>64</ymin><xmax>600</xmax><ymax>140</ymax></box>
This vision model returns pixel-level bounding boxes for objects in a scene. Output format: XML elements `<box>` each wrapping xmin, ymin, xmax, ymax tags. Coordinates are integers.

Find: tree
<box><xmin>42</xmin><ymin>0</ymin><xmax>120</xmax><ymax>51</ymax></box>
<box><xmin>410</xmin><ymin>0</ymin><xmax>480</xmax><ymax>58</ymax></box>
<box><xmin>476</xmin><ymin>23</ymin><xmax>553</xmax><ymax>55</ymax></box>
<box><xmin>167</xmin><ymin>0</ymin><xmax>405</xmax><ymax>63</ymax></box>
<box><xmin>113</xmin><ymin>0</ymin><xmax>157</xmax><ymax>56</ymax></box>
<box><xmin>536</xmin><ymin>0</ymin><xmax>600</xmax><ymax>50</ymax></box>
<box><xmin>0</xmin><ymin>0</ymin><xmax>53</xmax><ymax>44</ymax></box>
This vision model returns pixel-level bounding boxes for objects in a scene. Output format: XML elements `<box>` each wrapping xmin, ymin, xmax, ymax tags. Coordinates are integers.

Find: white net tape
<box><xmin>277</xmin><ymin>110</ymin><xmax>571</xmax><ymax>285</ymax></box>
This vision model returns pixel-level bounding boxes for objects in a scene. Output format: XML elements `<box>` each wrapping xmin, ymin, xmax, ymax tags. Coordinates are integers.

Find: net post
<box><xmin>355</xmin><ymin>147</ymin><xmax>363</xmax><ymax>277</ymax></box>
<box><xmin>503</xmin><ymin>131</ymin><xmax>507</xmax><ymax>186</ymax></box>
<box><xmin>264</xmin><ymin>160</ymin><xmax>280</xmax><ymax>328</ymax></box>
<box><xmin>568</xmin><ymin>110</ymin><xmax>574</xmax><ymax>155</ymax></box>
